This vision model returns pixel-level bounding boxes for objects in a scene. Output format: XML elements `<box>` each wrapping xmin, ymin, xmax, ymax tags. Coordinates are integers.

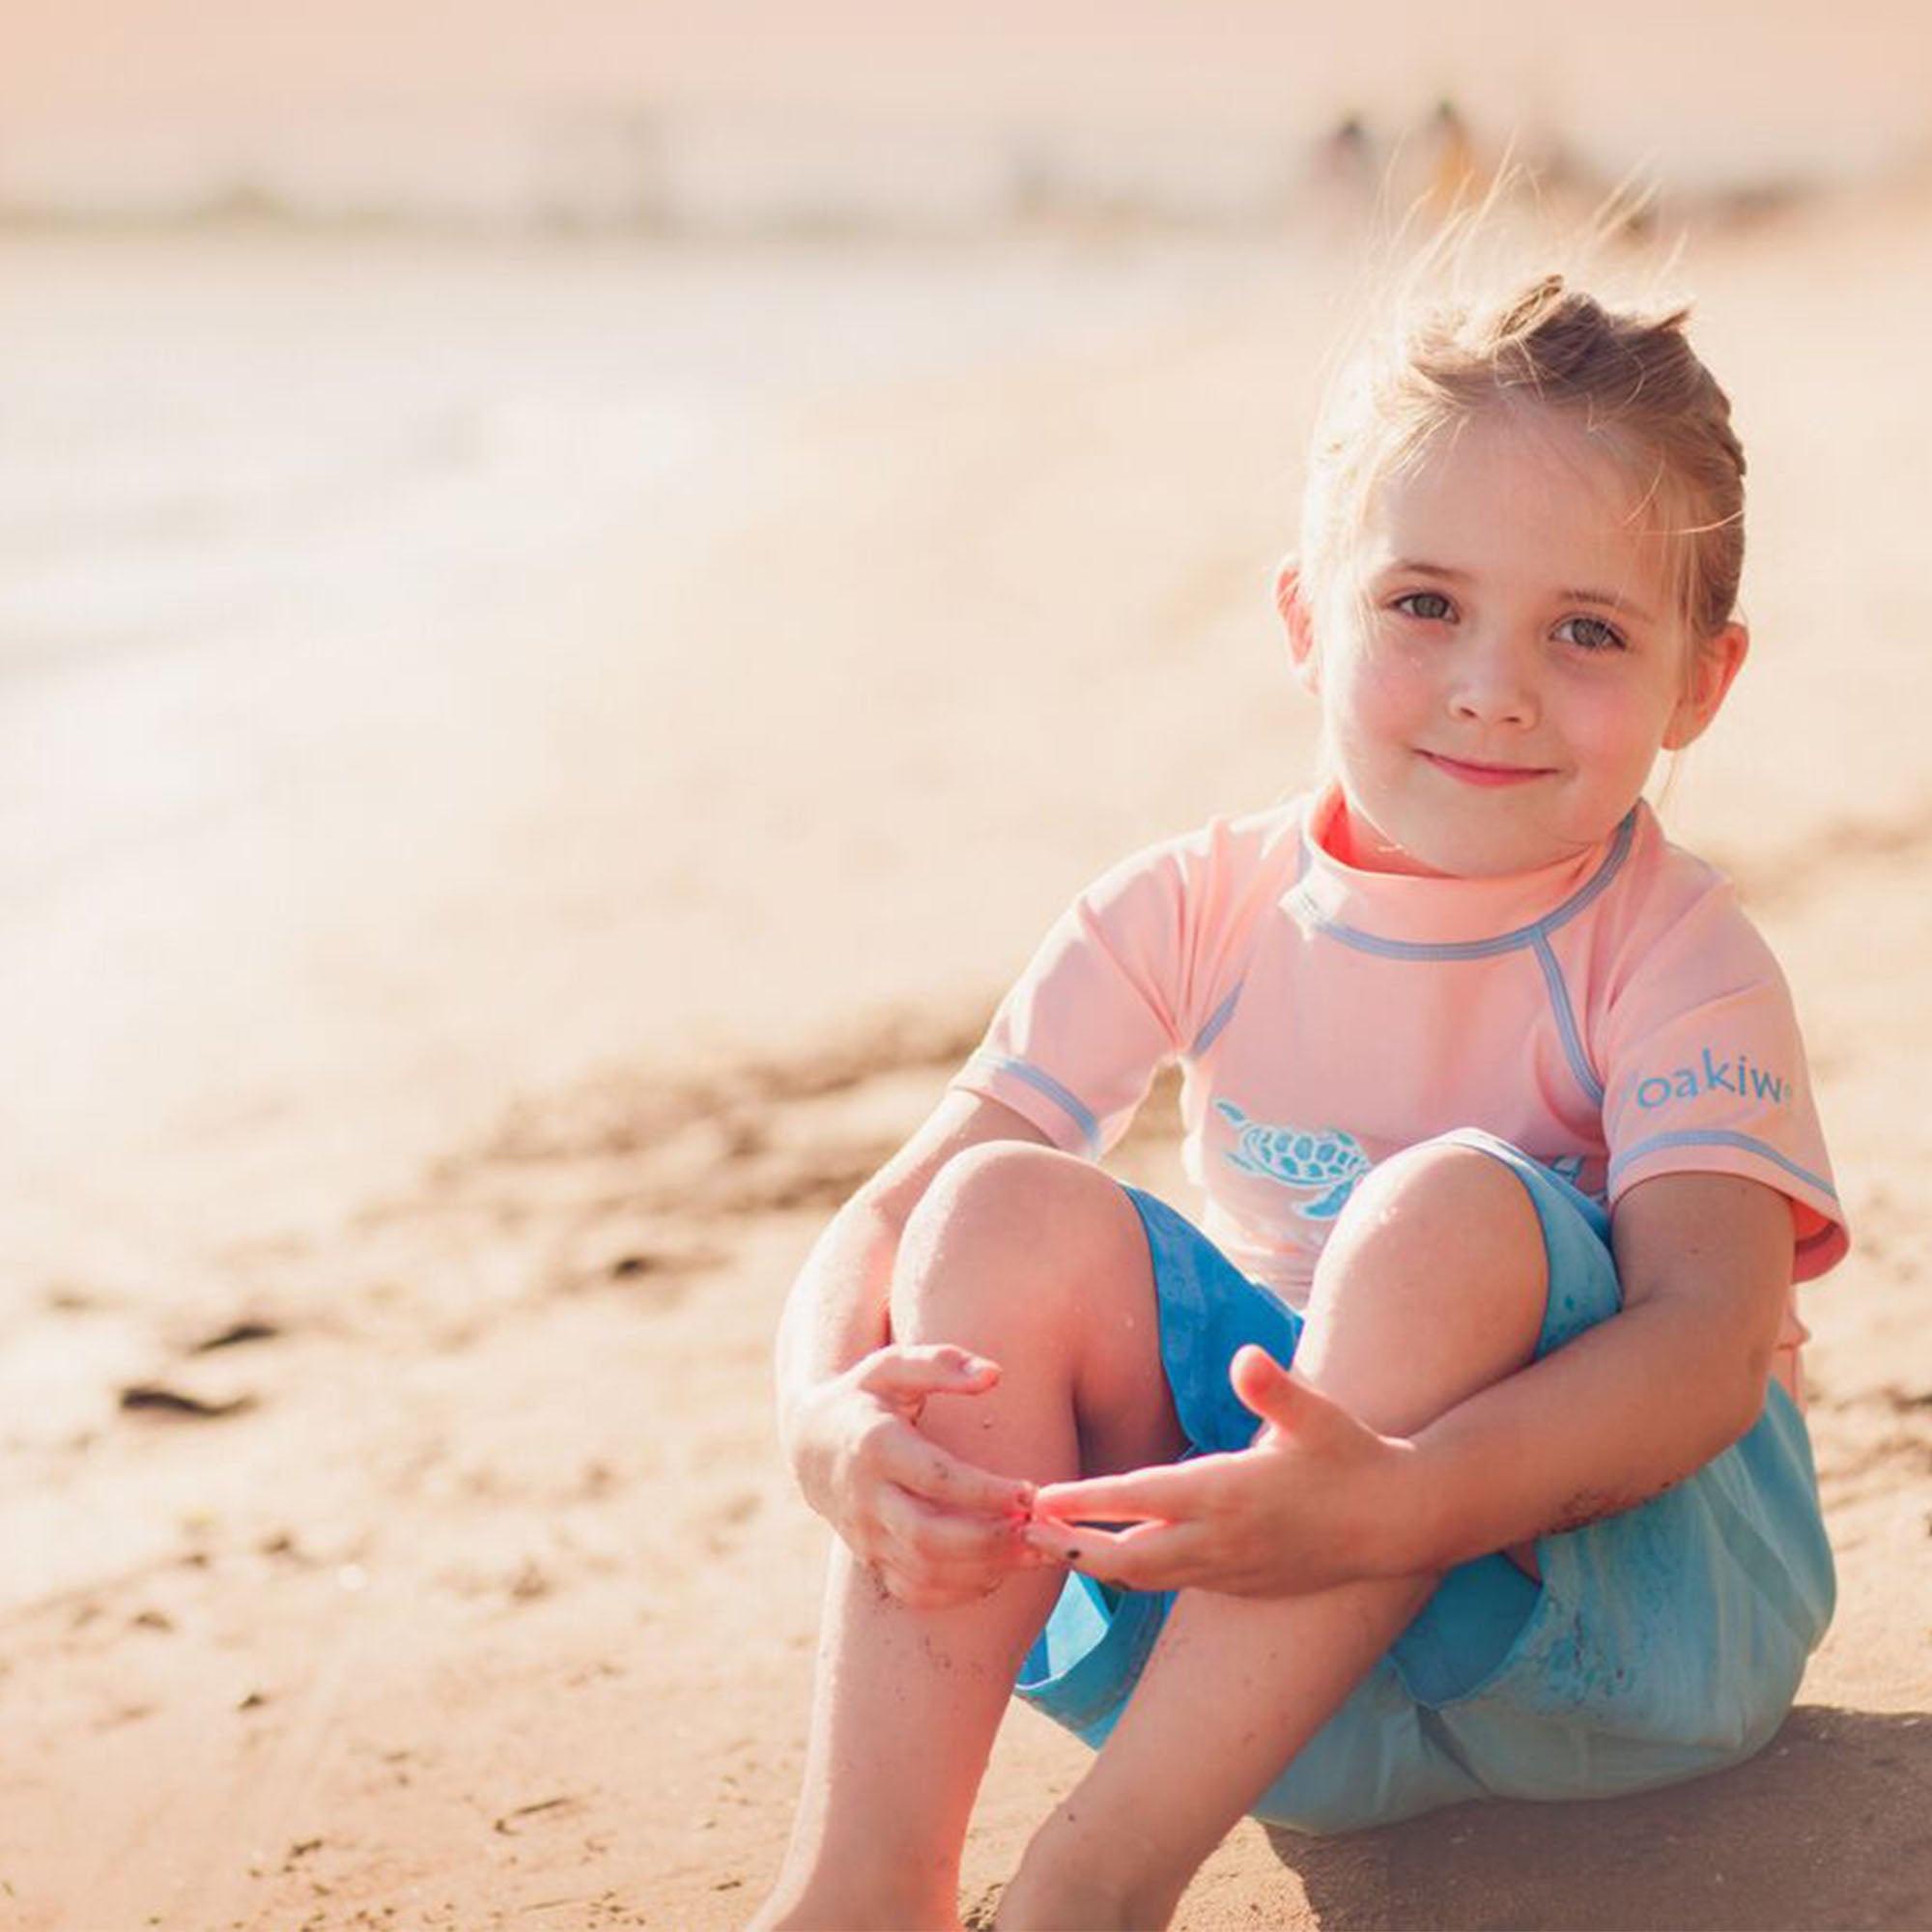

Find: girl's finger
<box><xmin>879</xmin><ymin>1484</ymin><xmax>1032</xmax><ymax>1565</ymax></box>
<box><xmin>1022</xmin><ymin>1518</ymin><xmax>1210</xmax><ymax>1592</ymax></box>
<box><xmin>1029</xmin><ymin>1457</ymin><xmax>1219</xmax><ymax>1525</ymax></box>
<box><xmin>1019</xmin><ymin>1518</ymin><xmax>1102</xmax><ymax>1563</ymax></box>
<box><xmin>874</xmin><ymin>1499</ymin><xmax>1042</xmax><ymax>1601</ymax></box>
<box><xmin>1228</xmin><ymin>1344</ymin><xmax>1303</xmax><ymax>1426</ymax></box>
<box><xmin>858</xmin><ymin>1345</ymin><xmax>1001</xmax><ymax>1400</ymax></box>
<box><xmin>1230</xmin><ymin>1346</ymin><xmax>1365</xmax><ymax>1445</ymax></box>
<box><xmin>877</xmin><ymin>1423</ymin><xmax>1035</xmax><ymax>1518</ymax></box>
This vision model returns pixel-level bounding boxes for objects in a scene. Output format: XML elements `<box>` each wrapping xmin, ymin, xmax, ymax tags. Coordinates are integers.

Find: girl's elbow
<box><xmin>1662</xmin><ymin>1293</ymin><xmax>1781</xmax><ymax>1453</ymax></box>
<box><xmin>1662</xmin><ymin>1340</ymin><xmax>1771</xmax><ymax>1467</ymax></box>
<box><xmin>845</xmin><ymin>1171</ymin><xmax>921</xmax><ymax>1245</ymax></box>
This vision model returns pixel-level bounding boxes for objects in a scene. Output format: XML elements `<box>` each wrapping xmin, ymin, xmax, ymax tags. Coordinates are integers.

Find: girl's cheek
<box><xmin>1585</xmin><ymin>692</ymin><xmax>1678</xmax><ymax>763</ymax></box>
<box><xmin>1353</xmin><ymin>653</ymin><xmax>1426</xmax><ymax>728</ymax></box>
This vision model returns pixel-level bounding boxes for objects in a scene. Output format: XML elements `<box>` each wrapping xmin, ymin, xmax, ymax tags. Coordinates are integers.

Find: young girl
<box><xmin>752</xmin><ymin>274</ymin><xmax>1845</xmax><ymax>1931</ymax></box>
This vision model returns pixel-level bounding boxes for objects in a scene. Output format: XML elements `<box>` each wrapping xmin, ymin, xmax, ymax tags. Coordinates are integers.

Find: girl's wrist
<box><xmin>1367</xmin><ymin>1435</ymin><xmax>1445</xmax><ymax>1579</ymax></box>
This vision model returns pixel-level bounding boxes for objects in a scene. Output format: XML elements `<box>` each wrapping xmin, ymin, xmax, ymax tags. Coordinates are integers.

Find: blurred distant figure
<box><xmin>1302</xmin><ymin>110</ymin><xmax>1380</xmax><ymax>220</ymax></box>
<box><xmin>1425</xmin><ymin>98</ymin><xmax>1482</xmax><ymax>213</ymax></box>
<box><xmin>1318</xmin><ymin>113</ymin><xmax>1375</xmax><ymax>186</ymax></box>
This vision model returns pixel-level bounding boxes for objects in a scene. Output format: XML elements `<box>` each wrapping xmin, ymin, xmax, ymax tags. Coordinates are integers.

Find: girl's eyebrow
<box><xmin>1386</xmin><ymin>558</ymin><xmax>1657</xmax><ymax>626</ymax></box>
<box><xmin>1560</xmin><ymin>585</ymin><xmax>1657</xmax><ymax>624</ymax></box>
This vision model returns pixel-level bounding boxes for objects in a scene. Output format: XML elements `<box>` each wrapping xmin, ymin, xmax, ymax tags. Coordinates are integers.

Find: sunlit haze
<box><xmin>2</xmin><ymin>0</ymin><xmax>1923</xmax><ymax>224</ymax></box>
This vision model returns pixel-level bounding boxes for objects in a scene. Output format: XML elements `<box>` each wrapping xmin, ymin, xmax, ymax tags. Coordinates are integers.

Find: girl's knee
<box><xmin>1301</xmin><ymin>1138</ymin><xmax>1548</xmax><ymax>1431</ymax></box>
<box><xmin>905</xmin><ymin>1141</ymin><xmax>1098</xmax><ymax>1256</ymax></box>
<box><xmin>1321</xmin><ymin>1138</ymin><xmax>1546</xmax><ymax>1306</ymax></box>
<box><xmin>893</xmin><ymin>1141</ymin><xmax>1141</xmax><ymax>1343</ymax></box>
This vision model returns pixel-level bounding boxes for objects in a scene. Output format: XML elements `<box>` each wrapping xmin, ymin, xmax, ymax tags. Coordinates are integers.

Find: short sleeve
<box><xmin>952</xmin><ymin>814</ymin><xmax>1288</xmax><ymax>1157</ymax></box>
<box><xmin>1599</xmin><ymin>882</ymin><xmax>1847</xmax><ymax>1281</ymax></box>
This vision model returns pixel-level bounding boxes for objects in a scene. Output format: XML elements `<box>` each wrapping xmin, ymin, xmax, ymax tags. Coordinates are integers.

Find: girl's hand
<box><xmin>1021</xmin><ymin>1345</ymin><xmax>1420</xmax><ymax>1597</ymax></box>
<box><xmin>788</xmin><ymin>1344</ymin><xmax>1039</xmax><ymax>1611</ymax></box>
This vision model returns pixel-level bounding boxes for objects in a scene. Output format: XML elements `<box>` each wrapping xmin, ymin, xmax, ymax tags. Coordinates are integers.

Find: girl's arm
<box><xmin>776</xmin><ymin>1089</ymin><xmax>1053</xmax><ymax>1605</ymax></box>
<box><xmin>1024</xmin><ymin>1171</ymin><xmax>1792</xmax><ymax>1595</ymax></box>
<box><xmin>1403</xmin><ymin>1169</ymin><xmax>1791</xmax><ymax>1568</ymax></box>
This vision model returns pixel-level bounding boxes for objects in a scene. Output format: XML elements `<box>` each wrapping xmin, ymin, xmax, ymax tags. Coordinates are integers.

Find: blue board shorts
<box><xmin>1013</xmin><ymin>1130</ymin><xmax>1835</xmax><ymax>1834</ymax></box>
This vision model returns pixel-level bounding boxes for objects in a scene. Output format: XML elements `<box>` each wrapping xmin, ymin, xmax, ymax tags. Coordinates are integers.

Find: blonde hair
<box><xmin>1300</xmin><ymin>273</ymin><xmax>1747</xmax><ymax>649</ymax></box>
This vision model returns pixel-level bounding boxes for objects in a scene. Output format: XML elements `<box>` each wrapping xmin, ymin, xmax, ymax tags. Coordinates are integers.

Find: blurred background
<box><xmin>7</xmin><ymin>13</ymin><xmax>1932</xmax><ymax>1926</ymax></box>
<box><xmin>4</xmin><ymin>0</ymin><xmax>1927</xmax><ymax>1317</ymax></box>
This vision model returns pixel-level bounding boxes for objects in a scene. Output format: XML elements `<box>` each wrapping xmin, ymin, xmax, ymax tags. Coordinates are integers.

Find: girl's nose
<box><xmin>1449</xmin><ymin>635</ymin><xmax>1538</xmax><ymax>725</ymax></box>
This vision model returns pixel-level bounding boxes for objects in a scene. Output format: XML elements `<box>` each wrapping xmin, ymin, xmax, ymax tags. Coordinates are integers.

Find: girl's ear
<box><xmin>1275</xmin><ymin>558</ymin><xmax>1321</xmax><ymax>694</ymax></box>
<box><xmin>1662</xmin><ymin>621</ymin><xmax>1749</xmax><ymax>750</ymax></box>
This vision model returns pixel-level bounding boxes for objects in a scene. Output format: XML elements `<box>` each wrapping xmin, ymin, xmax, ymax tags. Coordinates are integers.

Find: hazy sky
<box><xmin>3</xmin><ymin>2</ymin><xmax>1923</xmax><ymax>208</ymax></box>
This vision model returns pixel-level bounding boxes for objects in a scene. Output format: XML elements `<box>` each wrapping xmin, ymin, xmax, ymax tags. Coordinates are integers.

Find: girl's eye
<box><xmin>1393</xmin><ymin>590</ymin><xmax>1454</xmax><ymax>621</ymax></box>
<box><xmin>1555</xmin><ymin>613</ymin><xmax>1627</xmax><ymax>653</ymax></box>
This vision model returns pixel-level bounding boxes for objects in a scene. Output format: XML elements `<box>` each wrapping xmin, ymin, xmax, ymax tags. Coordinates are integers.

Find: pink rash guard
<box><xmin>953</xmin><ymin>786</ymin><xmax>1847</xmax><ymax>1404</ymax></box>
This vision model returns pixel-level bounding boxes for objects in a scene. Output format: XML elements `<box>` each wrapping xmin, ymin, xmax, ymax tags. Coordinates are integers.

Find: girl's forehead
<box><xmin>1355</xmin><ymin>408</ymin><xmax>1671</xmax><ymax>600</ymax></box>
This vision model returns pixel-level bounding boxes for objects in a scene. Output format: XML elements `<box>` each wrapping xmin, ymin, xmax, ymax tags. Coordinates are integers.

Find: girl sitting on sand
<box><xmin>752</xmin><ymin>272</ymin><xmax>1845</xmax><ymax>1931</ymax></box>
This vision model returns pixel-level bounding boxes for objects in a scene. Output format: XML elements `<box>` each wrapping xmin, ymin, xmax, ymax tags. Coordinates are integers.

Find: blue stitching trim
<box><xmin>1188</xmin><ymin>982</ymin><xmax>1244</xmax><ymax>1058</ymax></box>
<box><xmin>970</xmin><ymin>1053</ymin><xmax>1102</xmax><ymax>1156</ymax></box>
<box><xmin>1289</xmin><ymin>809</ymin><xmax>1638</xmax><ymax>960</ymax></box>
<box><xmin>1532</xmin><ymin>936</ymin><xmax>1605</xmax><ymax>1107</ymax></box>
<box><xmin>1607</xmin><ymin>1129</ymin><xmax>1839</xmax><ymax>1203</ymax></box>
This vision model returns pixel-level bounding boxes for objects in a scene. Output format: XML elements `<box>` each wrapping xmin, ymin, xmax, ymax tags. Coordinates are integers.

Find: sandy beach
<box><xmin>2</xmin><ymin>156</ymin><xmax>1930</xmax><ymax>1929</ymax></box>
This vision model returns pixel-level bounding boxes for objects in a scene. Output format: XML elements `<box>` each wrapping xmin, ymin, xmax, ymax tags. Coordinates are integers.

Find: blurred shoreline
<box><xmin>0</xmin><ymin>215</ymin><xmax>1313</xmax><ymax>1311</ymax></box>
<box><xmin>4</xmin><ymin>42</ymin><xmax>1926</xmax><ymax>243</ymax></box>
<box><xmin>0</xmin><ymin>131</ymin><xmax>1914</xmax><ymax>245</ymax></box>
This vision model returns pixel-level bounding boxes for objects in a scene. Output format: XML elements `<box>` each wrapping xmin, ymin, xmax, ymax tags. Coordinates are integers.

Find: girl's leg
<box><xmin>999</xmin><ymin>1140</ymin><xmax>1548</xmax><ymax>1930</ymax></box>
<box><xmin>753</xmin><ymin>1145</ymin><xmax>1186</xmax><ymax>1931</ymax></box>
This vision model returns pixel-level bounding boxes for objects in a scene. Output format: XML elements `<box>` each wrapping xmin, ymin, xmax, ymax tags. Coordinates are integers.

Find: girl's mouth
<box><xmin>1419</xmin><ymin>751</ymin><xmax>1553</xmax><ymax>787</ymax></box>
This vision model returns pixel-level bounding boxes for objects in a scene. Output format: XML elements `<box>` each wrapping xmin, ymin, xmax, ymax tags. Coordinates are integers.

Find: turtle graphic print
<box><xmin>1214</xmin><ymin>1100</ymin><xmax>1371</xmax><ymax>1221</ymax></box>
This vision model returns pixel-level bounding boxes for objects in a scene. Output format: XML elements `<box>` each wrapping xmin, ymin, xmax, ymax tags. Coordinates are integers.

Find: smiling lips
<box><xmin>1419</xmin><ymin>751</ymin><xmax>1554</xmax><ymax>787</ymax></box>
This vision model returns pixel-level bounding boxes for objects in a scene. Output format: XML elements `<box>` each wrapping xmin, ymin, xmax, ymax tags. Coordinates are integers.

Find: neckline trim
<box><xmin>1286</xmin><ymin>806</ymin><xmax>1640</xmax><ymax>961</ymax></box>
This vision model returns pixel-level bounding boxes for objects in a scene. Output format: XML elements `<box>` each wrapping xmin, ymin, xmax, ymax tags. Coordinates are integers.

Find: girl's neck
<box><xmin>1309</xmin><ymin>783</ymin><xmax>1630</xmax><ymax>890</ymax></box>
<box><xmin>1324</xmin><ymin>796</ymin><xmax>1449</xmax><ymax>878</ymax></box>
